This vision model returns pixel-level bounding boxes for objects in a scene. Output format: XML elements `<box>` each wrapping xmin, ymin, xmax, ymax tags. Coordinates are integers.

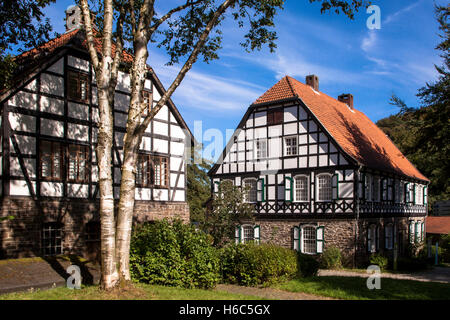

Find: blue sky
<box><xmin>36</xmin><ymin>1</ymin><xmax>445</xmax><ymax>155</ymax></box>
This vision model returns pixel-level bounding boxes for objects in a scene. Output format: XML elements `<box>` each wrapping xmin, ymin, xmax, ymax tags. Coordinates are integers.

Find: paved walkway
<box><xmin>318</xmin><ymin>267</ymin><xmax>450</xmax><ymax>284</ymax></box>
<box><xmin>215</xmin><ymin>284</ymin><xmax>333</xmax><ymax>300</ymax></box>
<box><xmin>0</xmin><ymin>256</ymin><xmax>100</xmax><ymax>294</ymax></box>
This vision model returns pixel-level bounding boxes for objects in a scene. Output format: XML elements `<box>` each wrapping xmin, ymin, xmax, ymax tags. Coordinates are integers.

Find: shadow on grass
<box><xmin>280</xmin><ymin>276</ymin><xmax>450</xmax><ymax>300</ymax></box>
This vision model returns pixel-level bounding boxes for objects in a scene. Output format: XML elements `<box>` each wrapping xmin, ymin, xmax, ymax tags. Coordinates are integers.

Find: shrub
<box><xmin>297</xmin><ymin>253</ymin><xmax>319</xmax><ymax>277</ymax></box>
<box><xmin>130</xmin><ymin>219</ymin><xmax>220</xmax><ymax>289</ymax></box>
<box><xmin>320</xmin><ymin>246</ymin><xmax>342</xmax><ymax>269</ymax></box>
<box><xmin>369</xmin><ymin>253</ymin><xmax>388</xmax><ymax>271</ymax></box>
<box><xmin>220</xmin><ymin>243</ymin><xmax>298</xmax><ymax>286</ymax></box>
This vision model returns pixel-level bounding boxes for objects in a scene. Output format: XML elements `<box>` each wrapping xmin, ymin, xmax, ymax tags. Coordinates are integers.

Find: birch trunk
<box><xmin>116</xmin><ymin>35</ymin><xmax>149</xmax><ymax>281</ymax></box>
<box><xmin>80</xmin><ymin>0</ymin><xmax>120</xmax><ymax>290</ymax></box>
<box><xmin>97</xmin><ymin>87</ymin><xmax>119</xmax><ymax>289</ymax></box>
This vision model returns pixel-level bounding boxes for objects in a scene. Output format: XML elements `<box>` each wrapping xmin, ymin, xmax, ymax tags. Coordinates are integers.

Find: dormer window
<box><xmin>67</xmin><ymin>70</ymin><xmax>89</xmax><ymax>103</ymax></box>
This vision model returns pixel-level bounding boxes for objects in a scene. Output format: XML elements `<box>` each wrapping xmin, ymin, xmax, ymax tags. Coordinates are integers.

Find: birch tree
<box><xmin>79</xmin><ymin>0</ymin><xmax>366</xmax><ymax>289</ymax></box>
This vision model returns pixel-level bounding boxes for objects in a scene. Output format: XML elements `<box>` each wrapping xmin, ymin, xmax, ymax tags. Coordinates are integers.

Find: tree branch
<box><xmin>149</xmin><ymin>0</ymin><xmax>205</xmax><ymax>34</ymax></box>
<box><xmin>137</xmin><ymin>0</ymin><xmax>236</xmax><ymax>137</ymax></box>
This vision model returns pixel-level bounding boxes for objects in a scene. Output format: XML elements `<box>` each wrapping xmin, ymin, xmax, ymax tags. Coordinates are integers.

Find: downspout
<box><xmin>354</xmin><ymin>165</ymin><xmax>363</xmax><ymax>268</ymax></box>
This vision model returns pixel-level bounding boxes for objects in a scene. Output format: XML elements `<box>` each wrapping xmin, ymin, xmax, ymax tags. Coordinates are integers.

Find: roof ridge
<box><xmin>285</xmin><ymin>75</ymin><xmax>298</xmax><ymax>98</ymax></box>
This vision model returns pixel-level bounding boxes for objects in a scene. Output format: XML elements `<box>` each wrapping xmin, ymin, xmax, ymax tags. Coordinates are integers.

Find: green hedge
<box><xmin>297</xmin><ymin>253</ymin><xmax>320</xmax><ymax>277</ymax></box>
<box><xmin>220</xmin><ymin>243</ymin><xmax>298</xmax><ymax>286</ymax></box>
<box><xmin>320</xmin><ymin>246</ymin><xmax>342</xmax><ymax>269</ymax></box>
<box><xmin>130</xmin><ymin>219</ymin><xmax>220</xmax><ymax>289</ymax></box>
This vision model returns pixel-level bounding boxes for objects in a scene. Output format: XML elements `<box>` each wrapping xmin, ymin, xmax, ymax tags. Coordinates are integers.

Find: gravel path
<box><xmin>215</xmin><ymin>284</ymin><xmax>334</xmax><ymax>300</ymax></box>
<box><xmin>318</xmin><ymin>267</ymin><xmax>450</xmax><ymax>284</ymax></box>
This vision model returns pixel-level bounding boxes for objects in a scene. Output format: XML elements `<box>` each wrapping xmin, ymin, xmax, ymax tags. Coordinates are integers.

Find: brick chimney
<box><xmin>65</xmin><ymin>5</ymin><xmax>82</xmax><ymax>32</ymax></box>
<box><xmin>338</xmin><ymin>93</ymin><xmax>354</xmax><ymax>109</ymax></box>
<box><xmin>306</xmin><ymin>74</ymin><xmax>319</xmax><ymax>91</ymax></box>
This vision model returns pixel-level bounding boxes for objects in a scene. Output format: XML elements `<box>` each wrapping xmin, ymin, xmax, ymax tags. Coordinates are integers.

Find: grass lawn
<box><xmin>0</xmin><ymin>283</ymin><xmax>264</xmax><ymax>300</ymax></box>
<box><xmin>276</xmin><ymin>276</ymin><xmax>450</xmax><ymax>300</ymax></box>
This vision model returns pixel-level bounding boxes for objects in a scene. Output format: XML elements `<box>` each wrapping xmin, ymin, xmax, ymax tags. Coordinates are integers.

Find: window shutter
<box><xmin>316</xmin><ymin>226</ymin><xmax>324</xmax><ymax>253</ymax></box>
<box><xmin>409</xmin><ymin>221</ymin><xmax>414</xmax><ymax>243</ymax></box>
<box><xmin>285</xmin><ymin>177</ymin><xmax>293</xmax><ymax>202</ymax></box>
<box><xmin>384</xmin><ymin>225</ymin><xmax>388</xmax><ymax>249</ymax></box>
<box><xmin>367</xmin><ymin>226</ymin><xmax>372</xmax><ymax>253</ymax></box>
<box><xmin>257</xmin><ymin>178</ymin><xmax>265</xmax><ymax>202</ymax></box>
<box><xmin>235</xmin><ymin>225</ymin><xmax>241</xmax><ymax>244</ymax></box>
<box><xmin>415</xmin><ymin>222</ymin><xmax>419</xmax><ymax>243</ymax></box>
<box><xmin>423</xmin><ymin>186</ymin><xmax>428</xmax><ymax>205</ymax></box>
<box><xmin>332</xmin><ymin>174</ymin><xmax>339</xmax><ymax>200</ymax></box>
<box><xmin>293</xmin><ymin>226</ymin><xmax>300</xmax><ymax>251</ymax></box>
<box><xmin>421</xmin><ymin>222</ymin><xmax>424</xmax><ymax>241</ymax></box>
<box><xmin>253</xmin><ymin>225</ymin><xmax>260</xmax><ymax>244</ymax></box>
<box><xmin>376</xmin><ymin>225</ymin><xmax>380</xmax><ymax>252</ymax></box>
<box><xmin>413</xmin><ymin>184</ymin><xmax>416</xmax><ymax>205</ymax></box>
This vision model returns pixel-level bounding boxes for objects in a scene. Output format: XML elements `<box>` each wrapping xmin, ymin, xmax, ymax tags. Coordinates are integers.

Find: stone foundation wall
<box><xmin>255</xmin><ymin>216</ymin><xmax>426</xmax><ymax>267</ymax></box>
<box><xmin>0</xmin><ymin>196</ymin><xmax>190</xmax><ymax>259</ymax></box>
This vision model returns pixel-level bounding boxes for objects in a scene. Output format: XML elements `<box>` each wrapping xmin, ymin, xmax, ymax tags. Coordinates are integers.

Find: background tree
<box><xmin>377</xmin><ymin>5</ymin><xmax>449</xmax><ymax>208</ymax></box>
<box><xmin>204</xmin><ymin>181</ymin><xmax>254</xmax><ymax>247</ymax></box>
<box><xmin>77</xmin><ymin>0</ymin><xmax>367</xmax><ymax>289</ymax></box>
<box><xmin>187</xmin><ymin>146</ymin><xmax>213</xmax><ymax>225</ymax></box>
<box><xmin>0</xmin><ymin>0</ymin><xmax>55</xmax><ymax>90</ymax></box>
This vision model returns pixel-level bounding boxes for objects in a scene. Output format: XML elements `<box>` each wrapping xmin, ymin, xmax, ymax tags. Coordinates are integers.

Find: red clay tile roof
<box><xmin>426</xmin><ymin>216</ymin><xmax>450</xmax><ymax>234</ymax></box>
<box><xmin>253</xmin><ymin>76</ymin><xmax>429</xmax><ymax>182</ymax></box>
<box><xmin>15</xmin><ymin>28</ymin><xmax>134</xmax><ymax>64</ymax></box>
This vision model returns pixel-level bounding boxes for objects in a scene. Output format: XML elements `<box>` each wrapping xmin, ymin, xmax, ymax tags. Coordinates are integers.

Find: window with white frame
<box><xmin>385</xmin><ymin>223</ymin><xmax>394</xmax><ymax>250</ymax></box>
<box><xmin>42</xmin><ymin>222</ymin><xmax>63</xmax><ymax>256</ymax></box>
<box><xmin>302</xmin><ymin>226</ymin><xmax>317</xmax><ymax>254</ymax></box>
<box><xmin>416</xmin><ymin>185</ymin><xmax>423</xmax><ymax>205</ymax></box>
<box><xmin>255</xmin><ymin>139</ymin><xmax>268</xmax><ymax>160</ymax></box>
<box><xmin>365</xmin><ymin>174</ymin><xmax>373</xmax><ymax>201</ymax></box>
<box><xmin>294</xmin><ymin>225</ymin><xmax>324</xmax><ymax>254</ymax></box>
<box><xmin>284</xmin><ymin>136</ymin><xmax>298</xmax><ymax>156</ymax></box>
<box><xmin>243</xmin><ymin>178</ymin><xmax>257</xmax><ymax>203</ymax></box>
<box><xmin>317</xmin><ymin>174</ymin><xmax>332</xmax><ymax>201</ymax></box>
<box><xmin>235</xmin><ymin>225</ymin><xmax>260</xmax><ymax>244</ymax></box>
<box><xmin>294</xmin><ymin>175</ymin><xmax>309</xmax><ymax>202</ymax></box>
<box><xmin>373</xmin><ymin>176</ymin><xmax>380</xmax><ymax>202</ymax></box>
<box><xmin>242</xmin><ymin>225</ymin><xmax>254</xmax><ymax>243</ymax></box>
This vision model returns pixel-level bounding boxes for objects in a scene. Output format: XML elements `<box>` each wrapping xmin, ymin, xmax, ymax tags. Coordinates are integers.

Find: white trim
<box><xmin>293</xmin><ymin>174</ymin><xmax>309</xmax><ymax>203</ymax></box>
<box><xmin>243</xmin><ymin>178</ymin><xmax>257</xmax><ymax>203</ymax></box>
<box><xmin>300</xmin><ymin>224</ymin><xmax>317</xmax><ymax>255</ymax></box>
<box><xmin>316</xmin><ymin>173</ymin><xmax>333</xmax><ymax>202</ymax></box>
<box><xmin>283</xmin><ymin>135</ymin><xmax>298</xmax><ymax>156</ymax></box>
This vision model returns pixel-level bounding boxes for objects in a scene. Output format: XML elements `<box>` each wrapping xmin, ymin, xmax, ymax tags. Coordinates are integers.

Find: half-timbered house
<box><xmin>209</xmin><ymin>75</ymin><xmax>429</xmax><ymax>266</ymax></box>
<box><xmin>0</xmin><ymin>5</ymin><xmax>192</xmax><ymax>259</ymax></box>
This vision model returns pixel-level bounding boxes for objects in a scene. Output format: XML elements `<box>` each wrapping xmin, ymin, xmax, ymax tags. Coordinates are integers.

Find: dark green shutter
<box><xmin>285</xmin><ymin>176</ymin><xmax>293</xmax><ymax>202</ymax></box>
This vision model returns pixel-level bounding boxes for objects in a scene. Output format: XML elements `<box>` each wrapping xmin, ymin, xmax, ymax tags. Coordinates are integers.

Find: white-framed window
<box><xmin>385</xmin><ymin>223</ymin><xmax>394</xmax><ymax>250</ymax></box>
<box><xmin>254</xmin><ymin>139</ymin><xmax>268</xmax><ymax>160</ymax></box>
<box><xmin>416</xmin><ymin>185</ymin><xmax>423</xmax><ymax>205</ymax></box>
<box><xmin>284</xmin><ymin>136</ymin><xmax>298</xmax><ymax>156</ymax></box>
<box><xmin>395</xmin><ymin>180</ymin><xmax>400</xmax><ymax>203</ymax></box>
<box><xmin>409</xmin><ymin>220</ymin><xmax>415</xmax><ymax>243</ymax></box>
<box><xmin>302</xmin><ymin>226</ymin><xmax>317</xmax><ymax>254</ymax></box>
<box><xmin>235</xmin><ymin>225</ymin><xmax>260</xmax><ymax>244</ymax></box>
<box><xmin>367</xmin><ymin>224</ymin><xmax>379</xmax><ymax>253</ymax></box>
<box><xmin>293</xmin><ymin>225</ymin><xmax>324</xmax><ymax>254</ymax></box>
<box><xmin>316</xmin><ymin>173</ymin><xmax>332</xmax><ymax>202</ymax></box>
<box><xmin>243</xmin><ymin>178</ymin><xmax>257</xmax><ymax>203</ymax></box>
<box><xmin>294</xmin><ymin>175</ymin><xmax>309</xmax><ymax>202</ymax></box>
<box><xmin>415</xmin><ymin>221</ymin><xmax>422</xmax><ymax>243</ymax></box>
<box><xmin>365</xmin><ymin>174</ymin><xmax>373</xmax><ymax>201</ymax></box>
<box><xmin>42</xmin><ymin>222</ymin><xmax>63</xmax><ymax>256</ymax></box>
<box><xmin>373</xmin><ymin>176</ymin><xmax>380</xmax><ymax>202</ymax></box>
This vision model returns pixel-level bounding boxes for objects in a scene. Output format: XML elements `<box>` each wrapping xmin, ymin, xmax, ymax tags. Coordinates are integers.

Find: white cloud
<box><xmin>148</xmin><ymin>52</ymin><xmax>264</xmax><ymax>113</ymax></box>
<box><xmin>361</xmin><ymin>31</ymin><xmax>378</xmax><ymax>53</ymax></box>
<box><xmin>384</xmin><ymin>1</ymin><xmax>422</xmax><ymax>25</ymax></box>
